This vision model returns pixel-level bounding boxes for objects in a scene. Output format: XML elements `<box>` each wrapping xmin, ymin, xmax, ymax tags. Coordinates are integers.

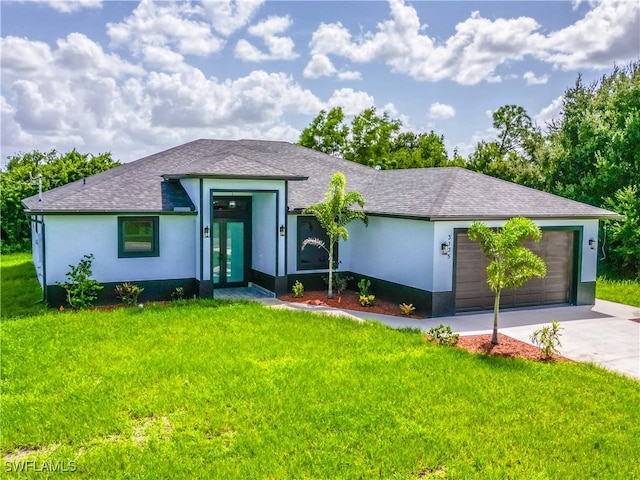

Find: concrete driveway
<box><xmin>269</xmin><ymin>298</ymin><xmax>640</xmax><ymax>380</ymax></box>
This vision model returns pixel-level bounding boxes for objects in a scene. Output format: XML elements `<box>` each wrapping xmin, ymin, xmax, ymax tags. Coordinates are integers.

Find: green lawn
<box><xmin>596</xmin><ymin>277</ymin><xmax>640</xmax><ymax>307</ymax></box>
<box><xmin>2</xmin><ymin>254</ymin><xmax>640</xmax><ymax>478</ymax></box>
<box><xmin>0</xmin><ymin>253</ymin><xmax>47</xmax><ymax>319</ymax></box>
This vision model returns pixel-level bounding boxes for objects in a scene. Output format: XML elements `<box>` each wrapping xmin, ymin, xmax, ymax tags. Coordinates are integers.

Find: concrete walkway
<box><xmin>260</xmin><ymin>297</ymin><xmax>640</xmax><ymax>380</ymax></box>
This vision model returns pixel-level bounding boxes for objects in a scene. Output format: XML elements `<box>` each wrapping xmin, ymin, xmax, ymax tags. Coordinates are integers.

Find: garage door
<box><xmin>454</xmin><ymin>230</ymin><xmax>575</xmax><ymax>313</ymax></box>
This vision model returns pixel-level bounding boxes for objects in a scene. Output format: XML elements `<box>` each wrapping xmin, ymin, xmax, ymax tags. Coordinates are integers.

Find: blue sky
<box><xmin>1</xmin><ymin>0</ymin><xmax>638</xmax><ymax>165</ymax></box>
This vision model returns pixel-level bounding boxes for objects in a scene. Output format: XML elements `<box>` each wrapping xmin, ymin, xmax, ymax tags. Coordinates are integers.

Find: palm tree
<box><xmin>468</xmin><ymin>217</ymin><xmax>547</xmax><ymax>345</ymax></box>
<box><xmin>302</xmin><ymin>173</ymin><xmax>367</xmax><ymax>298</ymax></box>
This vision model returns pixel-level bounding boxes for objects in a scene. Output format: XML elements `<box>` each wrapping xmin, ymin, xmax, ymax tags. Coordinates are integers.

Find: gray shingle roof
<box><xmin>22</xmin><ymin>139</ymin><xmax>619</xmax><ymax>220</ymax></box>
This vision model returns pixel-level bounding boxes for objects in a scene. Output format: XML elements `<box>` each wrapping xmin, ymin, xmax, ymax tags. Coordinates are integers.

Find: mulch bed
<box><xmin>456</xmin><ymin>333</ymin><xmax>570</xmax><ymax>362</ymax></box>
<box><xmin>278</xmin><ymin>289</ymin><xmax>424</xmax><ymax>319</ymax></box>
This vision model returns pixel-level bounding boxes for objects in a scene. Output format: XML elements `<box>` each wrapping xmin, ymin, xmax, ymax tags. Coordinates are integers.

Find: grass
<box><xmin>596</xmin><ymin>277</ymin><xmax>640</xmax><ymax>307</ymax></box>
<box><xmin>0</xmin><ymin>253</ymin><xmax>47</xmax><ymax>319</ymax></box>
<box><xmin>2</xmin><ymin>257</ymin><xmax>640</xmax><ymax>478</ymax></box>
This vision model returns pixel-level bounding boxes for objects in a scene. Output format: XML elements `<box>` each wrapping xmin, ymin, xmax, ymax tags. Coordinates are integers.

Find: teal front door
<box><xmin>211</xmin><ymin>197</ymin><xmax>251</xmax><ymax>287</ymax></box>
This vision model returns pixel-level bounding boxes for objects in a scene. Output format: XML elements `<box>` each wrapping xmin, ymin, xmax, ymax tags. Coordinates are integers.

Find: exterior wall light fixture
<box><xmin>588</xmin><ymin>238</ymin><xmax>596</xmax><ymax>250</ymax></box>
<box><xmin>204</xmin><ymin>226</ymin><xmax>210</xmax><ymax>238</ymax></box>
<box><xmin>279</xmin><ymin>225</ymin><xmax>286</xmax><ymax>237</ymax></box>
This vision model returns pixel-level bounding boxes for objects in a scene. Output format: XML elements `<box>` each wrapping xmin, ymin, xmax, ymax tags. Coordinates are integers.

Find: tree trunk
<box><xmin>327</xmin><ymin>242</ymin><xmax>334</xmax><ymax>299</ymax></box>
<box><xmin>492</xmin><ymin>290</ymin><xmax>501</xmax><ymax>345</ymax></box>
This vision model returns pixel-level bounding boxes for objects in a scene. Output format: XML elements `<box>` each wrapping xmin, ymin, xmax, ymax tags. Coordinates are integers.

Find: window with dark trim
<box><xmin>118</xmin><ymin>216</ymin><xmax>159</xmax><ymax>258</ymax></box>
<box><xmin>297</xmin><ymin>216</ymin><xmax>337</xmax><ymax>270</ymax></box>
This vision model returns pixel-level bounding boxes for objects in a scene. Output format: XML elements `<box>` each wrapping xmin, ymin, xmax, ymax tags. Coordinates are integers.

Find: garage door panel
<box><xmin>455</xmin><ymin>230</ymin><xmax>575</xmax><ymax>313</ymax></box>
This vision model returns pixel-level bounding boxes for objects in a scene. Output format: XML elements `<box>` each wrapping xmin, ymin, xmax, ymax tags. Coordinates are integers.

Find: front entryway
<box><xmin>212</xmin><ymin>197</ymin><xmax>251</xmax><ymax>287</ymax></box>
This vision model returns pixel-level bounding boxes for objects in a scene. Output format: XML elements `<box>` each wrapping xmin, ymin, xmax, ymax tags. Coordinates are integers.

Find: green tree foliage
<box><xmin>467</xmin><ymin>105</ymin><xmax>544</xmax><ymax>188</ymax></box>
<box><xmin>344</xmin><ymin>107</ymin><xmax>401</xmax><ymax>167</ymax></box>
<box><xmin>302</xmin><ymin>173</ymin><xmax>367</xmax><ymax>298</ymax></box>
<box><xmin>468</xmin><ymin>218</ymin><xmax>547</xmax><ymax>345</ymax></box>
<box><xmin>298</xmin><ymin>107</ymin><xmax>349</xmax><ymax>157</ymax></box>
<box><xmin>541</xmin><ymin>63</ymin><xmax>640</xmax><ymax>277</ymax></box>
<box><xmin>0</xmin><ymin>149</ymin><xmax>120</xmax><ymax>252</ymax></box>
<box><xmin>298</xmin><ymin>106</ymin><xmax>463</xmax><ymax>170</ymax></box>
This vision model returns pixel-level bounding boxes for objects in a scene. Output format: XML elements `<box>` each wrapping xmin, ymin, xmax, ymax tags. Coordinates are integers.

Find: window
<box><xmin>118</xmin><ymin>216</ymin><xmax>159</xmax><ymax>258</ymax></box>
<box><xmin>297</xmin><ymin>216</ymin><xmax>337</xmax><ymax>270</ymax></box>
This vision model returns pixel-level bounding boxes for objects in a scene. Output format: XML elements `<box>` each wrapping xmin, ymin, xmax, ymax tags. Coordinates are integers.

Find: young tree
<box><xmin>301</xmin><ymin>173</ymin><xmax>367</xmax><ymax>298</ymax></box>
<box><xmin>468</xmin><ymin>217</ymin><xmax>547</xmax><ymax>345</ymax></box>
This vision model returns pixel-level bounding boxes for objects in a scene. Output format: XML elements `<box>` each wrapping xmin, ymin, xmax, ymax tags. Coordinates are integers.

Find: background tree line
<box><xmin>0</xmin><ymin>150</ymin><xmax>120</xmax><ymax>253</ymax></box>
<box><xmin>298</xmin><ymin>63</ymin><xmax>639</xmax><ymax>279</ymax></box>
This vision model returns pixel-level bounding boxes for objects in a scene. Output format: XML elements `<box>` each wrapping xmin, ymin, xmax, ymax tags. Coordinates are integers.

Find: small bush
<box><xmin>399</xmin><ymin>303</ymin><xmax>416</xmax><ymax>316</ymax></box>
<box><xmin>171</xmin><ymin>287</ymin><xmax>185</xmax><ymax>301</ymax></box>
<box><xmin>357</xmin><ymin>278</ymin><xmax>371</xmax><ymax>296</ymax></box>
<box><xmin>115</xmin><ymin>282</ymin><xmax>144</xmax><ymax>306</ymax></box>
<box><xmin>530</xmin><ymin>321</ymin><xmax>563</xmax><ymax>359</ymax></box>
<box><xmin>359</xmin><ymin>294</ymin><xmax>375</xmax><ymax>307</ymax></box>
<box><xmin>292</xmin><ymin>280</ymin><xmax>305</xmax><ymax>298</ymax></box>
<box><xmin>426</xmin><ymin>324</ymin><xmax>459</xmax><ymax>346</ymax></box>
<box><xmin>56</xmin><ymin>254</ymin><xmax>103</xmax><ymax>309</ymax></box>
<box><xmin>323</xmin><ymin>261</ymin><xmax>353</xmax><ymax>295</ymax></box>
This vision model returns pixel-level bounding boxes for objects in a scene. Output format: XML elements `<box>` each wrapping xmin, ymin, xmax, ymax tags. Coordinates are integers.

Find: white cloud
<box><xmin>201</xmin><ymin>0</ymin><xmax>264</xmax><ymax>36</ymax></box>
<box><xmin>0</xmin><ymin>34</ymin><xmax>327</xmax><ymax>163</ymax></box>
<box><xmin>337</xmin><ymin>70</ymin><xmax>362</xmax><ymax>81</ymax></box>
<box><xmin>44</xmin><ymin>0</ymin><xmax>102</xmax><ymax>13</ymax></box>
<box><xmin>523</xmin><ymin>71</ymin><xmax>549</xmax><ymax>85</ymax></box>
<box><xmin>303</xmin><ymin>54</ymin><xmax>336</xmax><ymax>78</ymax></box>
<box><xmin>428</xmin><ymin>102</ymin><xmax>455</xmax><ymax>119</ymax></box>
<box><xmin>107</xmin><ymin>0</ymin><xmax>224</xmax><ymax>59</ymax></box>
<box><xmin>305</xmin><ymin>0</ymin><xmax>639</xmax><ymax>85</ymax></box>
<box><xmin>234</xmin><ymin>15</ymin><xmax>297</xmax><ymax>62</ymax></box>
<box><xmin>541</xmin><ymin>0</ymin><xmax>640</xmax><ymax>70</ymax></box>
<box><xmin>535</xmin><ymin>95</ymin><xmax>564</xmax><ymax>127</ymax></box>
<box><xmin>326</xmin><ymin>88</ymin><xmax>375</xmax><ymax>115</ymax></box>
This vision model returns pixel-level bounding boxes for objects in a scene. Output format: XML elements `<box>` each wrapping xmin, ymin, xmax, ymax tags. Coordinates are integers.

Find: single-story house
<box><xmin>23</xmin><ymin>139</ymin><xmax>619</xmax><ymax>317</ymax></box>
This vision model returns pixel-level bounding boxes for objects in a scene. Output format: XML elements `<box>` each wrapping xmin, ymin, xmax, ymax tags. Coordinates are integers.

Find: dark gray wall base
<box><xmin>199</xmin><ymin>280</ymin><xmax>213</xmax><ymax>298</ymax></box>
<box><xmin>47</xmin><ymin>278</ymin><xmax>199</xmax><ymax>307</ymax></box>
<box><xmin>431</xmin><ymin>291</ymin><xmax>456</xmax><ymax>317</ymax></box>
<box><xmin>251</xmin><ymin>270</ymin><xmax>275</xmax><ymax>292</ymax></box>
<box><xmin>576</xmin><ymin>281</ymin><xmax>596</xmax><ymax>305</ymax></box>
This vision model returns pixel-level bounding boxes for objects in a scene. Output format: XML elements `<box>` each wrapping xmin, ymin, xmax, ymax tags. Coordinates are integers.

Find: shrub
<box><xmin>115</xmin><ymin>282</ymin><xmax>144</xmax><ymax>306</ymax></box>
<box><xmin>292</xmin><ymin>280</ymin><xmax>305</xmax><ymax>298</ymax></box>
<box><xmin>425</xmin><ymin>324</ymin><xmax>460</xmax><ymax>346</ymax></box>
<box><xmin>323</xmin><ymin>263</ymin><xmax>353</xmax><ymax>295</ymax></box>
<box><xmin>171</xmin><ymin>287</ymin><xmax>185</xmax><ymax>301</ymax></box>
<box><xmin>359</xmin><ymin>294</ymin><xmax>375</xmax><ymax>307</ymax></box>
<box><xmin>399</xmin><ymin>303</ymin><xmax>416</xmax><ymax>316</ymax></box>
<box><xmin>530</xmin><ymin>321</ymin><xmax>563</xmax><ymax>359</ymax></box>
<box><xmin>56</xmin><ymin>254</ymin><xmax>103</xmax><ymax>309</ymax></box>
<box><xmin>357</xmin><ymin>278</ymin><xmax>371</xmax><ymax>296</ymax></box>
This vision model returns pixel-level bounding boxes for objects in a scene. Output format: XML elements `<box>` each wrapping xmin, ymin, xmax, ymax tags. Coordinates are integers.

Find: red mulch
<box><xmin>278</xmin><ymin>289</ymin><xmax>424</xmax><ymax>319</ymax></box>
<box><xmin>456</xmin><ymin>333</ymin><xmax>570</xmax><ymax>362</ymax></box>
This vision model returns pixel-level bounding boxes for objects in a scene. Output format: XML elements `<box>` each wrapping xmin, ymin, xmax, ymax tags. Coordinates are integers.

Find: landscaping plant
<box><xmin>56</xmin><ymin>254</ymin><xmax>103</xmax><ymax>309</ymax></box>
<box><xmin>530</xmin><ymin>321</ymin><xmax>563</xmax><ymax>359</ymax></box>
<box><xmin>292</xmin><ymin>280</ymin><xmax>305</xmax><ymax>298</ymax></box>
<box><xmin>114</xmin><ymin>282</ymin><xmax>144</xmax><ymax>306</ymax></box>
<box><xmin>468</xmin><ymin>217</ymin><xmax>547</xmax><ymax>345</ymax></box>
<box><xmin>301</xmin><ymin>173</ymin><xmax>367</xmax><ymax>298</ymax></box>
<box><xmin>357</xmin><ymin>278</ymin><xmax>375</xmax><ymax>306</ymax></box>
<box><xmin>425</xmin><ymin>324</ymin><xmax>460</xmax><ymax>346</ymax></box>
<box><xmin>399</xmin><ymin>303</ymin><xmax>416</xmax><ymax>316</ymax></box>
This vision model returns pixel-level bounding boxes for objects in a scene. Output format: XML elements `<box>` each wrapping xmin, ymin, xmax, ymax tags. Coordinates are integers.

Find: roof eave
<box><xmin>163</xmin><ymin>173</ymin><xmax>308</xmax><ymax>181</ymax></box>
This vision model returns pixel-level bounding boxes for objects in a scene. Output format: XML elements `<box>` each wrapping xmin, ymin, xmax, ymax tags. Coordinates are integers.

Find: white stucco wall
<box><xmin>30</xmin><ymin>216</ymin><xmax>45</xmax><ymax>288</ymax></box>
<box><xmin>432</xmin><ymin>218</ymin><xmax>599</xmax><ymax>292</ymax></box>
<box><xmin>344</xmin><ymin>216</ymin><xmax>434</xmax><ymax>291</ymax></box>
<box><xmin>179</xmin><ymin>178</ymin><xmax>201</xmax><ymax>279</ymax></box>
<box><xmin>44</xmin><ymin>214</ymin><xmax>196</xmax><ymax>284</ymax></box>
<box><xmin>288</xmin><ymin>214</ymin><xmax>434</xmax><ymax>291</ymax></box>
<box><xmin>252</xmin><ymin>192</ymin><xmax>277</xmax><ymax>276</ymax></box>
